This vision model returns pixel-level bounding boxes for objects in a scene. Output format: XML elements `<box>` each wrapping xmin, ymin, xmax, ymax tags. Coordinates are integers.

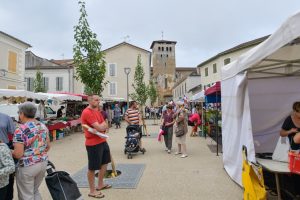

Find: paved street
<box><xmin>36</xmin><ymin>120</ymin><xmax>242</xmax><ymax>200</ymax></box>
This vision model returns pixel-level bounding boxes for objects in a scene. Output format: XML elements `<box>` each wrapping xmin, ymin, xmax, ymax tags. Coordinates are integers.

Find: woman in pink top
<box><xmin>189</xmin><ymin>109</ymin><xmax>201</xmax><ymax>137</ymax></box>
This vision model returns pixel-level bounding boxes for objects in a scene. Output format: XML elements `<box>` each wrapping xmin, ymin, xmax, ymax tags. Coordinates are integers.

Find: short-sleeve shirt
<box><xmin>125</xmin><ymin>108</ymin><xmax>140</xmax><ymax>125</ymax></box>
<box><xmin>162</xmin><ymin>111</ymin><xmax>175</xmax><ymax>127</ymax></box>
<box><xmin>281</xmin><ymin>115</ymin><xmax>300</xmax><ymax>150</ymax></box>
<box><xmin>13</xmin><ymin>121</ymin><xmax>49</xmax><ymax>167</ymax></box>
<box><xmin>0</xmin><ymin>113</ymin><xmax>16</xmax><ymax>144</ymax></box>
<box><xmin>81</xmin><ymin>107</ymin><xmax>106</xmax><ymax>146</ymax></box>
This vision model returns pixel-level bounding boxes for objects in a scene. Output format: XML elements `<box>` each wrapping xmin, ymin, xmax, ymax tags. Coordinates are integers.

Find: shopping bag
<box><xmin>242</xmin><ymin>145</ymin><xmax>267</xmax><ymax>200</ymax></box>
<box><xmin>157</xmin><ymin>128</ymin><xmax>164</xmax><ymax>142</ymax></box>
<box><xmin>272</xmin><ymin>136</ymin><xmax>289</xmax><ymax>162</ymax></box>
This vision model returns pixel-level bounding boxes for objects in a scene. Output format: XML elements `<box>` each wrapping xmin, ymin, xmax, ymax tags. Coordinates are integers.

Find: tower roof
<box><xmin>150</xmin><ymin>40</ymin><xmax>177</xmax><ymax>49</ymax></box>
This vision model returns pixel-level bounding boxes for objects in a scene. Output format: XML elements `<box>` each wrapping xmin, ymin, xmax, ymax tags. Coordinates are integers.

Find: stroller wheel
<box><xmin>124</xmin><ymin>150</ymin><xmax>127</xmax><ymax>155</ymax></box>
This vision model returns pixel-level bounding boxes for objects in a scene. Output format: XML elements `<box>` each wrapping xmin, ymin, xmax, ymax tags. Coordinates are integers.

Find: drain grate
<box><xmin>72</xmin><ymin>163</ymin><xmax>145</xmax><ymax>189</ymax></box>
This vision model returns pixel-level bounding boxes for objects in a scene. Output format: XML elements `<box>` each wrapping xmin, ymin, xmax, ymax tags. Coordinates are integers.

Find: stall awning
<box><xmin>102</xmin><ymin>97</ymin><xmax>126</xmax><ymax>102</ymax></box>
<box><xmin>38</xmin><ymin>93</ymin><xmax>82</xmax><ymax>101</ymax></box>
<box><xmin>191</xmin><ymin>91</ymin><xmax>205</xmax><ymax>102</ymax></box>
<box><xmin>205</xmin><ymin>81</ymin><xmax>221</xmax><ymax>96</ymax></box>
<box><xmin>0</xmin><ymin>89</ymin><xmax>47</xmax><ymax>100</ymax></box>
<box><xmin>52</xmin><ymin>92</ymin><xmax>88</xmax><ymax>100</ymax></box>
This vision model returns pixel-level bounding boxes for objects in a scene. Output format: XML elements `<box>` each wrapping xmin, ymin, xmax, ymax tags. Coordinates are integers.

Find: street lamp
<box><xmin>124</xmin><ymin>67</ymin><xmax>131</xmax><ymax>109</ymax></box>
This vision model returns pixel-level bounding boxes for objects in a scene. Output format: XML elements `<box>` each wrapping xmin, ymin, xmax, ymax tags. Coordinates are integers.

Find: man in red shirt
<box><xmin>81</xmin><ymin>95</ymin><xmax>111</xmax><ymax>198</ymax></box>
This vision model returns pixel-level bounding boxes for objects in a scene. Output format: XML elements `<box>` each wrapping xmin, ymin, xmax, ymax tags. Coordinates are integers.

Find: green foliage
<box><xmin>130</xmin><ymin>54</ymin><xmax>148</xmax><ymax>108</ymax></box>
<box><xmin>148</xmin><ymin>80</ymin><xmax>157</xmax><ymax>106</ymax></box>
<box><xmin>73</xmin><ymin>0</ymin><xmax>107</xmax><ymax>96</ymax></box>
<box><xmin>34</xmin><ymin>68</ymin><xmax>46</xmax><ymax>93</ymax></box>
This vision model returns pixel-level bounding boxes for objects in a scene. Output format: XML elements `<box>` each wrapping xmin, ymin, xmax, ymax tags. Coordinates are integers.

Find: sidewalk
<box><xmin>36</xmin><ymin>120</ymin><xmax>242</xmax><ymax>200</ymax></box>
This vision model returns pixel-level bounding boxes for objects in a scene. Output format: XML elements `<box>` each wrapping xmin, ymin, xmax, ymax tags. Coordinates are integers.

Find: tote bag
<box><xmin>242</xmin><ymin>146</ymin><xmax>267</xmax><ymax>200</ymax></box>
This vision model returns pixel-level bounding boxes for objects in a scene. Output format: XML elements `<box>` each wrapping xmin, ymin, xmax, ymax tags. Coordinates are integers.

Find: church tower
<box><xmin>150</xmin><ymin>40</ymin><xmax>177</xmax><ymax>103</ymax></box>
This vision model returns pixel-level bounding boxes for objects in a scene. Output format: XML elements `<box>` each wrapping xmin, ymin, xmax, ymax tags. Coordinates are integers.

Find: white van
<box><xmin>0</xmin><ymin>104</ymin><xmax>58</xmax><ymax>120</ymax></box>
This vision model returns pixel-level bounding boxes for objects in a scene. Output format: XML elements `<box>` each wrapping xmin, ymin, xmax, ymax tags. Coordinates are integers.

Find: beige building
<box><xmin>197</xmin><ymin>36</ymin><xmax>268</xmax><ymax>88</ymax></box>
<box><xmin>172</xmin><ymin>70</ymin><xmax>201</xmax><ymax>102</ymax></box>
<box><xmin>0</xmin><ymin>31</ymin><xmax>31</xmax><ymax>89</ymax></box>
<box><xmin>25</xmin><ymin>51</ymin><xmax>74</xmax><ymax>92</ymax></box>
<box><xmin>74</xmin><ymin>42</ymin><xmax>151</xmax><ymax>102</ymax></box>
<box><xmin>150</xmin><ymin>40</ymin><xmax>177</xmax><ymax>103</ymax></box>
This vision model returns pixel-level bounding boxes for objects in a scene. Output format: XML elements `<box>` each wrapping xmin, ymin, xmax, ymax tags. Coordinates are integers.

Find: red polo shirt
<box><xmin>81</xmin><ymin>107</ymin><xmax>106</xmax><ymax>146</ymax></box>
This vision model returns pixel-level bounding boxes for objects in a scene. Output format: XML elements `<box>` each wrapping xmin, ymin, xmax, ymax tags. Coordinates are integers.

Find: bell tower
<box><xmin>150</xmin><ymin>40</ymin><xmax>177</xmax><ymax>103</ymax></box>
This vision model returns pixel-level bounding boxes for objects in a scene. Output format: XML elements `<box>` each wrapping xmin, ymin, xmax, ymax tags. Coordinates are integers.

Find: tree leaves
<box><xmin>130</xmin><ymin>54</ymin><xmax>148</xmax><ymax>107</ymax></box>
<box><xmin>34</xmin><ymin>67</ymin><xmax>46</xmax><ymax>93</ymax></box>
<box><xmin>73</xmin><ymin>0</ymin><xmax>106</xmax><ymax>96</ymax></box>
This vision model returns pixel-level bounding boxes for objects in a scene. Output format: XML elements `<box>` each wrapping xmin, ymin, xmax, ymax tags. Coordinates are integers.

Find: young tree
<box><xmin>148</xmin><ymin>80</ymin><xmax>158</xmax><ymax>106</ymax></box>
<box><xmin>73</xmin><ymin>0</ymin><xmax>106</xmax><ymax>95</ymax></box>
<box><xmin>131</xmin><ymin>54</ymin><xmax>149</xmax><ymax>135</ymax></box>
<box><xmin>34</xmin><ymin>68</ymin><xmax>46</xmax><ymax>93</ymax></box>
<box><xmin>131</xmin><ymin>54</ymin><xmax>148</xmax><ymax>108</ymax></box>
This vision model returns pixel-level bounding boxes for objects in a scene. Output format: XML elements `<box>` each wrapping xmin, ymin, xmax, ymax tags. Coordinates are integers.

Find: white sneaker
<box><xmin>167</xmin><ymin>150</ymin><xmax>171</xmax><ymax>154</ymax></box>
<box><xmin>174</xmin><ymin>152</ymin><xmax>182</xmax><ymax>155</ymax></box>
<box><xmin>180</xmin><ymin>154</ymin><xmax>188</xmax><ymax>158</ymax></box>
<box><xmin>165</xmin><ymin>148</ymin><xmax>168</xmax><ymax>151</ymax></box>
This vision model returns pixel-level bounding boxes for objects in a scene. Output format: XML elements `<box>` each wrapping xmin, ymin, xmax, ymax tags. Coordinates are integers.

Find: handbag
<box><xmin>242</xmin><ymin>146</ymin><xmax>267</xmax><ymax>200</ymax></box>
<box><xmin>272</xmin><ymin>136</ymin><xmax>289</xmax><ymax>162</ymax></box>
<box><xmin>175</xmin><ymin>128</ymin><xmax>185</xmax><ymax>137</ymax></box>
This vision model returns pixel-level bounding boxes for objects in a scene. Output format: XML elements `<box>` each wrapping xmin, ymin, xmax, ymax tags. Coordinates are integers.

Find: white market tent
<box><xmin>221</xmin><ymin>11</ymin><xmax>300</xmax><ymax>186</ymax></box>
<box><xmin>191</xmin><ymin>91</ymin><xmax>205</xmax><ymax>102</ymax></box>
<box><xmin>38</xmin><ymin>93</ymin><xmax>82</xmax><ymax>101</ymax></box>
<box><xmin>0</xmin><ymin>89</ymin><xmax>47</xmax><ymax>100</ymax></box>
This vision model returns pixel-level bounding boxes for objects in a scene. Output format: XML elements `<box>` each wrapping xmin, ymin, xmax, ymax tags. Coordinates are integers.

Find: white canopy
<box><xmin>191</xmin><ymin>91</ymin><xmax>205</xmax><ymax>102</ymax></box>
<box><xmin>0</xmin><ymin>89</ymin><xmax>47</xmax><ymax>100</ymax></box>
<box><xmin>38</xmin><ymin>93</ymin><xmax>82</xmax><ymax>101</ymax></box>
<box><xmin>221</xmin><ymin>10</ymin><xmax>300</xmax><ymax>186</ymax></box>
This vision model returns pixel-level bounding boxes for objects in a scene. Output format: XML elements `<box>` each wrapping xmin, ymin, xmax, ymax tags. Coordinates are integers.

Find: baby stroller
<box><xmin>124</xmin><ymin>125</ymin><xmax>145</xmax><ymax>159</ymax></box>
<box><xmin>45</xmin><ymin>161</ymin><xmax>83</xmax><ymax>200</ymax></box>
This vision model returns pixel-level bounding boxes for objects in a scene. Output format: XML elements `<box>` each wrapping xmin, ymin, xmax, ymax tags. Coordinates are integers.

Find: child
<box><xmin>0</xmin><ymin>140</ymin><xmax>15</xmax><ymax>198</ymax></box>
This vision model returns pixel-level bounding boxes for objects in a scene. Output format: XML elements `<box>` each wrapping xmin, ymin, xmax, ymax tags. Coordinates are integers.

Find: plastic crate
<box><xmin>288</xmin><ymin>151</ymin><xmax>300</xmax><ymax>175</ymax></box>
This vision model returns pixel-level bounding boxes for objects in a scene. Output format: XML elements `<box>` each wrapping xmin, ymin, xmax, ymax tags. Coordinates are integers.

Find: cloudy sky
<box><xmin>1</xmin><ymin>0</ymin><xmax>299</xmax><ymax>67</ymax></box>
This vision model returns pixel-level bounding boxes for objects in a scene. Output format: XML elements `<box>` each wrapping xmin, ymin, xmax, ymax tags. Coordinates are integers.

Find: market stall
<box><xmin>221</xmin><ymin>10</ymin><xmax>300</xmax><ymax>187</ymax></box>
<box><xmin>0</xmin><ymin>89</ymin><xmax>48</xmax><ymax>120</ymax></box>
<box><xmin>38</xmin><ymin>92</ymin><xmax>85</xmax><ymax>141</ymax></box>
<box><xmin>204</xmin><ymin>82</ymin><xmax>222</xmax><ymax>155</ymax></box>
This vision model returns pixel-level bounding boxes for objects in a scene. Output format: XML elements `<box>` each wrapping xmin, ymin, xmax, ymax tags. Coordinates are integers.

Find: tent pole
<box><xmin>216</xmin><ymin>91</ymin><xmax>219</xmax><ymax>156</ymax></box>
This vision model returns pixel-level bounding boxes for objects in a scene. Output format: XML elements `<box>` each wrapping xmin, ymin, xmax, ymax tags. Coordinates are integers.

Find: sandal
<box><xmin>96</xmin><ymin>184</ymin><xmax>112</xmax><ymax>191</ymax></box>
<box><xmin>88</xmin><ymin>192</ymin><xmax>105</xmax><ymax>198</ymax></box>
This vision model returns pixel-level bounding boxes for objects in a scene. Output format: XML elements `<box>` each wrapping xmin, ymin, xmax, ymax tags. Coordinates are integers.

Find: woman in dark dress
<box><xmin>280</xmin><ymin>102</ymin><xmax>300</xmax><ymax>150</ymax></box>
<box><xmin>280</xmin><ymin>101</ymin><xmax>300</xmax><ymax>196</ymax></box>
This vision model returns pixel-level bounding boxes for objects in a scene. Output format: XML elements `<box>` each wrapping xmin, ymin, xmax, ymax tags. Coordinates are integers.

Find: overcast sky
<box><xmin>1</xmin><ymin>1</ymin><xmax>300</xmax><ymax>67</ymax></box>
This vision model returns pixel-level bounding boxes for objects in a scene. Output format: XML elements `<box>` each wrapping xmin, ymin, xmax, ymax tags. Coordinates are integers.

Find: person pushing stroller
<box><xmin>124</xmin><ymin>101</ymin><xmax>146</xmax><ymax>152</ymax></box>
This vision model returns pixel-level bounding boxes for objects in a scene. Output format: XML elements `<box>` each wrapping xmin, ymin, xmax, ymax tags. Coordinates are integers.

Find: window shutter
<box><xmin>56</xmin><ymin>77</ymin><xmax>59</xmax><ymax>91</ymax></box>
<box><xmin>8</xmin><ymin>51</ymin><xmax>17</xmax><ymax>73</ymax></box>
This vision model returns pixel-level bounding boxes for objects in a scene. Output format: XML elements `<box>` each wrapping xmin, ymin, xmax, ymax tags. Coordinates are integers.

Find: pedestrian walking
<box><xmin>114</xmin><ymin>104</ymin><xmax>122</xmax><ymax>129</ymax></box>
<box><xmin>81</xmin><ymin>95</ymin><xmax>112</xmax><ymax>199</ymax></box>
<box><xmin>161</xmin><ymin>104</ymin><xmax>175</xmax><ymax>154</ymax></box>
<box><xmin>12</xmin><ymin>102</ymin><xmax>50</xmax><ymax>200</ymax></box>
<box><xmin>0</xmin><ymin>112</ymin><xmax>16</xmax><ymax>200</ymax></box>
<box><xmin>174</xmin><ymin>105</ymin><xmax>188</xmax><ymax>158</ymax></box>
<box><xmin>107</xmin><ymin>106</ymin><xmax>114</xmax><ymax>128</ymax></box>
<box><xmin>125</xmin><ymin>101</ymin><xmax>146</xmax><ymax>151</ymax></box>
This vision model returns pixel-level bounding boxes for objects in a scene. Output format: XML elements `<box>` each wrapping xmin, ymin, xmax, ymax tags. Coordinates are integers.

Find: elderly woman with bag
<box><xmin>12</xmin><ymin>102</ymin><xmax>50</xmax><ymax>200</ymax></box>
<box><xmin>161</xmin><ymin>104</ymin><xmax>175</xmax><ymax>154</ymax></box>
<box><xmin>174</xmin><ymin>105</ymin><xmax>188</xmax><ymax>158</ymax></box>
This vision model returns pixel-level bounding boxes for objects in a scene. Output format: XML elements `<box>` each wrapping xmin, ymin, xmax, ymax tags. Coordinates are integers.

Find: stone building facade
<box><xmin>150</xmin><ymin>40</ymin><xmax>176</xmax><ymax>103</ymax></box>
